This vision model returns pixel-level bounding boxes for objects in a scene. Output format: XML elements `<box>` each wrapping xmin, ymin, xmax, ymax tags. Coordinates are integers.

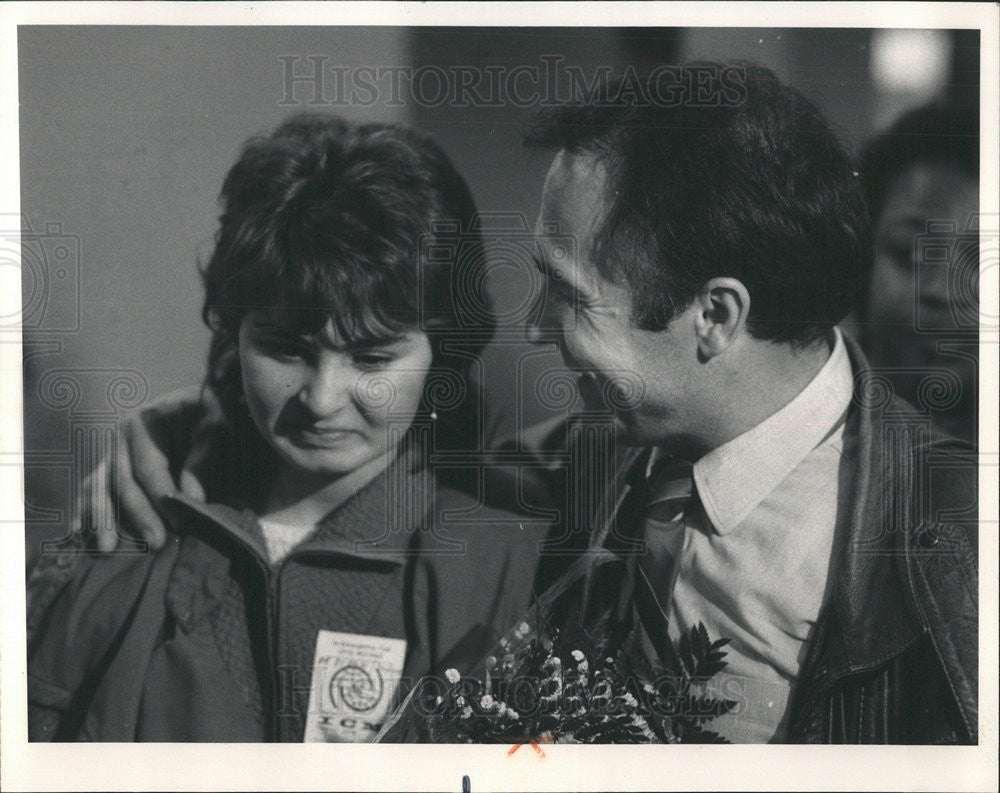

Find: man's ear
<box><xmin>693</xmin><ymin>277</ymin><xmax>751</xmax><ymax>358</ymax></box>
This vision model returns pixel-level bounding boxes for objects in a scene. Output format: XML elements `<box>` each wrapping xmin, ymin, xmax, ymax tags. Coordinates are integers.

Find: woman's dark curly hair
<box><xmin>201</xmin><ymin>114</ymin><xmax>493</xmax><ymax>457</ymax></box>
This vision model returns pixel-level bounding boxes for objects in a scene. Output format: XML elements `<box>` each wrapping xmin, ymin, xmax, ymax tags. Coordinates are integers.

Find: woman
<box><xmin>27</xmin><ymin>114</ymin><xmax>546</xmax><ymax>742</ymax></box>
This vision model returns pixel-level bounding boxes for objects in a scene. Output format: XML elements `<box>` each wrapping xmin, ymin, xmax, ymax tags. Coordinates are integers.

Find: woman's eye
<box><xmin>354</xmin><ymin>352</ymin><xmax>394</xmax><ymax>368</ymax></box>
<box><xmin>257</xmin><ymin>334</ymin><xmax>309</xmax><ymax>359</ymax></box>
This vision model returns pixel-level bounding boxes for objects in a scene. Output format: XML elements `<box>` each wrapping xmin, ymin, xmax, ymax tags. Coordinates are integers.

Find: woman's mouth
<box><xmin>287</xmin><ymin>426</ymin><xmax>360</xmax><ymax>447</ymax></box>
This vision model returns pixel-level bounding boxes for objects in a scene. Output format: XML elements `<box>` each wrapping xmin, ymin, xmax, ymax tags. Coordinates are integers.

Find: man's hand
<box><xmin>73</xmin><ymin>386</ymin><xmax>222</xmax><ymax>551</ymax></box>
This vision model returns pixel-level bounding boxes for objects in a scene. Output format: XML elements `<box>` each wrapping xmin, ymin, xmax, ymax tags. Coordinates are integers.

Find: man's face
<box><xmin>530</xmin><ymin>151</ymin><xmax>702</xmax><ymax>449</ymax></box>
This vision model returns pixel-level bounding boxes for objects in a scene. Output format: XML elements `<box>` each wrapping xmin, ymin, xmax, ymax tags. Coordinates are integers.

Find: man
<box><xmin>519</xmin><ymin>66</ymin><xmax>977</xmax><ymax>743</ymax></box>
<box><xmin>33</xmin><ymin>65</ymin><xmax>978</xmax><ymax>743</ymax></box>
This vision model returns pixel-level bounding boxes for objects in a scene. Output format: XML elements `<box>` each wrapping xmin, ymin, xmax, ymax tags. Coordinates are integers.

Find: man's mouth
<box><xmin>577</xmin><ymin>373</ymin><xmax>609</xmax><ymax>412</ymax></box>
<box><xmin>576</xmin><ymin>371</ymin><xmax>645</xmax><ymax>413</ymax></box>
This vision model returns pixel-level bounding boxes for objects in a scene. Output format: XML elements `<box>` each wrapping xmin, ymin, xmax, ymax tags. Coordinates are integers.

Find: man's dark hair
<box><xmin>526</xmin><ymin>63</ymin><xmax>870</xmax><ymax>345</ymax></box>
<box><xmin>861</xmin><ymin>101</ymin><xmax>979</xmax><ymax>223</ymax></box>
<box><xmin>202</xmin><ymin>113</ymin><xmax>492</xmax><ymax>451</ymax></box>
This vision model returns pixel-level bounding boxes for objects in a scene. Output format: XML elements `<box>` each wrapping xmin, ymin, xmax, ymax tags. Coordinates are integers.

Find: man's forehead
<box><xmin>537</xmin><ymin>150</ymin><xmax>609</xmax><ymax>234</ymax></box>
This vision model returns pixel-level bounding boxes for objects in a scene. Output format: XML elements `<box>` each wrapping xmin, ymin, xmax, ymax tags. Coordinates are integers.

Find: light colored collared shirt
<box><xmin>259</xmin><ymin>518</ymin><xmax>317</xmax><ymax>565</ymax></box>
<box><xmin>663</xmin><ymin>328</ymin><xmax>857</xmax><ymax>743</ymax></box>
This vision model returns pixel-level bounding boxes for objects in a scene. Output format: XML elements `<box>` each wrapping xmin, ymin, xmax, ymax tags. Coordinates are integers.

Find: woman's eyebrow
<box><xmin>251</xmin><ymin>320</ymin><xmax>299</xmax><ymax>335</ymax></box>
<box><xmin>252</xmin><ymin>315</ymin><xmax>410</xmax><ymax>349</ymax></box>
<box><xmin>347</xmin><ymin>335</ymin><xmax>409</xmax><ymax>350</ymax></box>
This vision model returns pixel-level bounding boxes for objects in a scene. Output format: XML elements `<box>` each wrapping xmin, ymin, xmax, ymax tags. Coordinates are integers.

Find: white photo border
<box><xmin>1</xmin><ymin>3</ymin><xmax>997</xmax><ymax>791</ymax></box>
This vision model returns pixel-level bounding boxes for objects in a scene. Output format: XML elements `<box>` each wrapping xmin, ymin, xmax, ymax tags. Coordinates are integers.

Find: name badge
<box><xmin>303</xmin><ymin>630</ymin><xmax>407</xmax><ymax>743</ymax></box>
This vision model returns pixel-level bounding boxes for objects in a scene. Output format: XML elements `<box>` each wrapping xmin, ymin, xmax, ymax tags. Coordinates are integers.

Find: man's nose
<box><xmin>297</xmin><ymin>359</ymin><xmax>352</xmax><ymax>416</ymax></box>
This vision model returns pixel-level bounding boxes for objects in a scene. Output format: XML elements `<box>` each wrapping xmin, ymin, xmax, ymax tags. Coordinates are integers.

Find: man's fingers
<box><xmin>94</xmin><ymin>519</ymin><xmax>120</xmax><ymax>553</ymax></box>
<box><xmin>179</xmin><ymin>425</ymin><xmax>217</xmax><ymax>502</ymax></box>
<box><xmin>116</xmin><ymin>475</ymin><xmax>167</xmax><ymax>550</ymax></box>
<box><xmin>178</xmin><ymin>468</ymin><xmax>206</xmax><ymax>502</ymax></box>
<box><xmin>114</xmin><ymin>429</ymin><xmax>168</xmax><ymax>549</ymax></box>
<box><xmin>126</xmin><ymin>413</ymin><xmax>180</xmax><ymax>505</ymax></box>
<box><xmin>79</xmin><ymin>459</ymin><xmax>120</xmax><ymax>552</ymax></box>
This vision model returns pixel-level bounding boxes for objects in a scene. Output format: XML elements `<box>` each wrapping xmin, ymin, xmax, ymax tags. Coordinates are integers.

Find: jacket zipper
<box><xmin>194</xmin><ymin>518</ymin><xmax>281</xmax><ymax>741</ymax></box>
<box><xmin>266</xmin><ymin>564</ymin><xmax>281</xmax><ymax>741</ymax></box>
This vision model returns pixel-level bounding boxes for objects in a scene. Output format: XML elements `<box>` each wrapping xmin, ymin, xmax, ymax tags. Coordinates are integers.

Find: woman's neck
<box><xmin>261</xmin><ymin>449</ymin><xmax>398</xmax><ymax>527</ymax></box>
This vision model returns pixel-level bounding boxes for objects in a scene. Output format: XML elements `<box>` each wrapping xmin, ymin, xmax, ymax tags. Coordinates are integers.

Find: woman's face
<box><xmin>238</xmin><ymin>309</ymin><xmax>433</xmax><ymax>479</ymax></box>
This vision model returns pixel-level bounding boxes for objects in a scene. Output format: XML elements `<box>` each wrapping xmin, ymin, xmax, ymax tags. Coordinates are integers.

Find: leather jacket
<box><xmin>785</xmin><ymin>343</ymin><xmax>978</xmax><ymax>743</ymax></box>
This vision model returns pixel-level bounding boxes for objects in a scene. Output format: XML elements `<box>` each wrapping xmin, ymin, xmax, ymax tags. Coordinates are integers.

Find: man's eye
<box><xmin>546</xmin><ymin>281</ymin><xmax>578</xmax><ymax>307</ymax></box>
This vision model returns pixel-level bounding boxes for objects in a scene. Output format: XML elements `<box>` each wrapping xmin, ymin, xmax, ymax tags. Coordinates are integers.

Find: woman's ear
<box><xmin>693</xmin><ymin>277</ymin><xmax>751</xmax><ymax>359</ymax></box>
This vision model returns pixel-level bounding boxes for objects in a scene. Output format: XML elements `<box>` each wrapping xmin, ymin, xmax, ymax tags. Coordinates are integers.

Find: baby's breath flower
<box><xmin>444</xmin><ymin>668</ymin><xmax>460</xmax><ymax>684</ymax></box>
<box><xmin>571</xmin><ymin>649</ymin><xmax>585</xmax><ymax>662</ymax></box>
<box><xmin>622</xmin><ymin>692</ymin><xmax>638</xmax><ymax>708</ymax></box>
<box><xmin>455</xmin><ymin>695</ymin><xmax>466</xmax><ymax>707</ymax></box>
<box><xmin>461</xmin><ymin>706</ymin><xmax>473</xmax><ymax>720</ymax></box>
<box><xmin>480</xmin><ymin>694</ymin><xmax>495</xmax><ymax>710</ymax></box>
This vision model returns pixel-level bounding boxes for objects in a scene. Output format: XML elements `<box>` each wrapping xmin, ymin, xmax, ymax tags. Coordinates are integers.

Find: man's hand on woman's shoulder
<box><xmin>73</xmin><ymin>385</ymin><xmax>223</xmax><ymax>551</ymax></box>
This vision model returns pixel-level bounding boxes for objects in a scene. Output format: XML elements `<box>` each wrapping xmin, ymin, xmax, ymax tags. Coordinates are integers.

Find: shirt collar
<box><xmin>690</xmin><ymin>328</ymin><xmax>855</xmax><ymax>535</ymax></box>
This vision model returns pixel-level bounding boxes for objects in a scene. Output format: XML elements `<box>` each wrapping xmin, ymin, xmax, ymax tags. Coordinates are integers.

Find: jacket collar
<box><xmin>823</xmin><ymin>333</ymin><xmax>926</xmax><ymax>672</ymax></box>
<box><xmin>165</xmin><ymin>437</ymin><xmax>434</xmax><ymax>567</ymax></box>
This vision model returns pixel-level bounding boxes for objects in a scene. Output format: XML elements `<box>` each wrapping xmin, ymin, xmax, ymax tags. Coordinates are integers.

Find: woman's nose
<box><xmin>297</xmin><ymin>359</ymin><xmax>351</xmax><ymax>416</ymax></box>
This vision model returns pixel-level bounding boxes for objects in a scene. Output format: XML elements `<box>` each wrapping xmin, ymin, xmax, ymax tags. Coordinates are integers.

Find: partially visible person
<box><xmin>27</xmin><ymin>114</ymin><xmax>545</xmax><ymax>742</ymax></box>
<box><xmin>857</xmin><ymin>101</ymin><xmax>980</xmax><ymax>445</ymax></box>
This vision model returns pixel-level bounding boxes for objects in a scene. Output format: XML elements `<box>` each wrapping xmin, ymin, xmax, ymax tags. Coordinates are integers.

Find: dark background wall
<box><xmin>19</xmin><ymin>26</ymin><xmax>977</xmax><ymax>559</ymax></box>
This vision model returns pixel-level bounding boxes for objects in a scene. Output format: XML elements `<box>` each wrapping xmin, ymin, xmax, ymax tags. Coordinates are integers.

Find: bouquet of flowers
<box><xmin>378</xmin><ymin>551</ymin><xmax>736</xmax><ymax>744</ymax></box>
